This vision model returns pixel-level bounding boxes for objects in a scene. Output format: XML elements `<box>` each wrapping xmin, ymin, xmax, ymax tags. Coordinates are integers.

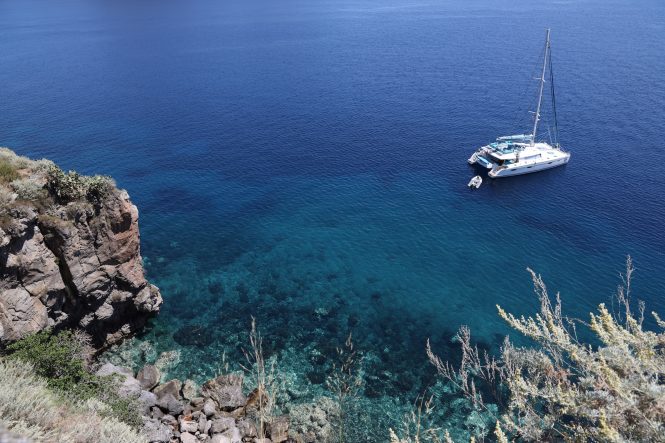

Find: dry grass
<box><xmin>426</xmin><ymin>256</ymin><xmax>665</xmax><ymax>442</ymax></box>
<box><xmin>0</xmin><ymin>358</ymin><xmax>146</xmax><ymax>443</ymax></box>
<box><xmin>241</xmin><ymin>317</ymin><xmax>280</xmax><ymax>439</ymax></box>
<box><xmin>326</xmin><ymin>333</ymin><xmax>363</xmax><ymax>443</ymax></box>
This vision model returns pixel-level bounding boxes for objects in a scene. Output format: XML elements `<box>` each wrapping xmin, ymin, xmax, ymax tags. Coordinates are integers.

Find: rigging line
<box><xmin>549</xmin><ymin>44</ymin><xmax>559</xmax><ymax>146</ymax></box>
<box><xmin>509</xmin><ymin>39</ymin><xmax>546</xmax><ymax>133</ymax></box>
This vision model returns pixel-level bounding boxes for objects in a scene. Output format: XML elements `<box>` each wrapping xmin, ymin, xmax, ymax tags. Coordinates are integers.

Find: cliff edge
<box><xmin>0</xmin><ymin>148</ymin><xmax>161</xmax><ymax>348</ymax></box>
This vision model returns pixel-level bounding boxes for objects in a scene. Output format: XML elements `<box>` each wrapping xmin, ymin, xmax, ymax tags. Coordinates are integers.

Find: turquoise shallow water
<box><xmin>1</xmin><ymin>0</ymin><xmax>665</xmax><ymax>438</ymax></box>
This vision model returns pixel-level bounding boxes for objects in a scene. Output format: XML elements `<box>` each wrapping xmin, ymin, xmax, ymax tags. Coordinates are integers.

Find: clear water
<box><xmin>2</xmin><ymin>0</ymin><xmax>665</xmax><ymax>439</ymax></box>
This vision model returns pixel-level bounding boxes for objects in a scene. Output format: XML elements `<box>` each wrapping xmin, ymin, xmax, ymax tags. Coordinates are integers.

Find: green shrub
<box><xmin>6</xmin><ymin>329</ymin><xmax>91</xmax><ymax>391</ymax></box>
<box><xmin>45</xmin><ymin>164</ymin><xmax>114</xmax><ymax>204</ymax></box>
<box><xmin>0</xmin><ymin>358</ymin><xmax>145</xmax><ymax>443</ymax></box>
<box><xmin>6</xmin><ymin>330</ymin><xmax>143</xmax><ymax>430</ymax></box>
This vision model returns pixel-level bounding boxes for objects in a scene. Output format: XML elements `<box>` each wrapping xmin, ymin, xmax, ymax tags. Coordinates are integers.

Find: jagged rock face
<box><xmin>0</xmin><ymin>188</ymin><xmax>162</xmax><ymax>348</ymax></box>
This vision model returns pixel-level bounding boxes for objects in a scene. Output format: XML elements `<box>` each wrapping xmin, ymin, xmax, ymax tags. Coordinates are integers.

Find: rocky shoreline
<box><xmin>100</xmin><ymin>362</ymin><xmax>297</xmax><ymax>443</ymax></box>
<box><xmin>0</xmin><ymin>149</ymin><xmax>337</xmax><ymax>443</ymax></box>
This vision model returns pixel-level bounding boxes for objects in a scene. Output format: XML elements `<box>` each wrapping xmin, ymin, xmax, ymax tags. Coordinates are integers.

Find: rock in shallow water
<box><xmin>268</xmin><ymin>416</ymin><xmax>289</xmax><ymax>443</ymax></box>
<box><xmin>153</xmin><ymin>379</ymin><xmax>182</xmax><ymax>400</ymax></box>
<box><xmin>201</xmin><ymin>373</ymin><xmax>246</xmax><ymax>411</ymax></box>
<box><xmin>173</xmin><ymin>323</ymin><xmax>216</xmax><ymax>347</ymax></box>
<box><xmin>137</xmin><ymin>364</ymin><xmax>161</xmax><ymax>390</ymax></box>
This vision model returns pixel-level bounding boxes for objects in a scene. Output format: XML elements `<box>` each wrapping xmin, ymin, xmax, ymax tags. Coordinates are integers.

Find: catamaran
<box><xmin>468</xmin><ymin>29</ymin><xmax>570</xmax><ymax>178</ymax></box>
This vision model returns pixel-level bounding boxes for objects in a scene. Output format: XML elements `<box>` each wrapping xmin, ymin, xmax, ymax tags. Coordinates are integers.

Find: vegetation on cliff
<box><xmin>5</xmin><ymin>329</ymin><xmax>143</xmax><ymax>429</ymax></box>
<box><xmin>0</xmin><ymin>330</ymin><xmax>144</xmax><ymax>443</ymax></box>
<box><xmin>0</xmin><ymin>147</ymin><xmax>113</xmax><ymax>208</ymax></box>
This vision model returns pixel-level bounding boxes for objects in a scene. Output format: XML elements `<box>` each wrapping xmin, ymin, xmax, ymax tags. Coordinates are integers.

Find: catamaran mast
<box><xmin>531</xmin><ymin>28</ymin><xmax>550</xmax><ymax>146</ymax></box>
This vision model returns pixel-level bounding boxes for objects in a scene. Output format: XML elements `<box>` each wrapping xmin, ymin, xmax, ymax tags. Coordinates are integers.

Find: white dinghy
<box><xmin>468</xmin><ymin>175</ymin><xmax>482</xmax><ymax>189</ymax></box>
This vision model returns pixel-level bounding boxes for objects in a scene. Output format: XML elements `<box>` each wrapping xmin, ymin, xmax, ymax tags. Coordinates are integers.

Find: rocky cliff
<box><xmin>0</xmin><ymin>148</ymin><xmax>162</xmax><ymax>348</ymax></box>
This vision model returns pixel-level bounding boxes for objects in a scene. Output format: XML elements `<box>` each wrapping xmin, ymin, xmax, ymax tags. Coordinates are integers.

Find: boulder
<box><xmin>179</xmin><ymin>418</ymin><xmax>198</xmax><ymax>433</ymax></box>
<box><xmin>198</xmin><ymin>413</ymin><xmax>208</xmax><ymax>433</ymax></box>
<box><xmin>203</xmin><ymin>398</ymin><xmax>217</xmax><ymax>417</ymax></box>
<box><xmin>225</xmin><ymin>426</ymin><xmax>243</xmax><ymax>443</ymax></box>
<box><xmin>182</xmin><ymin>379</ymin><xmax>199</xmax><ymax>400</ymax></box>
<box><xmin>0</xmin><ymin>215</ymin><xmax>65</xmax><ymax>343</ymax></box>
<box><xmin>137</xmin><ymin>364</ymin><xmax>161</xmax><ymax>390</ymax></box>
<box><xmin>201</xmin><ymin>374</ymin><xmax>246</xmax><ymax>411</ymax></box>
<box><xmin>210</xmin><ymin>436</ymin><xmax>231</xmax><ymax>443</ymax></box>
<box><xmin>142</xmin><ymin>418</ymin><xmax>173</xmax><ymax>443</ymax></box>
<box><xmin>210</xmin><ymin>417</ymin><xmax>235</xmax><ymax>434</ymax></box>
<box><xmin>180</xmin><ymin>432</ymin><xmax>197</xmax><ymax>443</ymax></box>
<box><xmin>0</xmin><ymin>287</ymin><xmax>48</xmax><ymax>341</ymax></box>
<box><xmin>211</xmin><ymin>426</ymin><xmax>242</xmax><ymax>443</ymax></box>
<box><xmin>118</xmin><ymin>375</ymin><xmax>142</xmax><ymax>398</ymax></box>
<box><xmin>153</xmin><ymin>379</ymin><xmax>182</xmax><ymax>400</ymax></box>
<box><xmin>95</xmin><ymin>363</ymin><xmax>133</xmax><ymax>378</ymax></box>
<box><xmin>139</xmin><ymin>390</ymin><xmax>158</xmax><ymax>414</ymax></box>
<box><xmin>160</xmin><ymin>414</ymin><xmax>177</xmax><ymax>428</ymax></box>
<box><xmin>94</xmin><ymin>363</ymin><xmax>142</xmax><ymax>398</ymax></box>
<box><xmin>236</xmin><ymin>419</ymin><xmax>257</xmax><ymax>438</ymax></box>
<box><xmin>156</xmin><ymin>393</ymin><xmax>184</xmax><ymax>416</ymax></box>
<box><xmin>267</xmin><ymin>416</ymin><xmax>289</xmax><ymax>443</ymax></box>
<box><xmin>151</xmin><ymin>406</ymin><xmax>164</xmax><ymax>420</ymax></box>
<box><xmin>190</xmin><ymin>397</ymin><xmax>206</xmax><ymax>410</ymax></box>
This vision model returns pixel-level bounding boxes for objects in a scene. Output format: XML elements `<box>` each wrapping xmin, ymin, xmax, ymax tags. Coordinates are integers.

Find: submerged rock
<box><xmin>173</xmin><ymin>323</ymin><xmax>216</xmax><ymax>347</ymax></box>
<box><xmin>268</xmin><ymin>416</ymin><xmax>289</xmax><ymax>443</ymax></box>
<box><xmin>288</xmin><ymin>397</ymin><xmax>339</xmax><ymax>443</ymax></box>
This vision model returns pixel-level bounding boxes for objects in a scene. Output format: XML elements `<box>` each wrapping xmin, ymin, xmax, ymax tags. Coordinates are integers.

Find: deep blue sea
<box><xmin>2</xmin><ymin>0</ymin><xmax>664</xmax><ymax>439</ymax></box>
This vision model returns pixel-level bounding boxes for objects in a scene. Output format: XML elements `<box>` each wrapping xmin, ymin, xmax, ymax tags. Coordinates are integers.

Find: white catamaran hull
<box><xmin>466</xmin><ymin>29</ymin><xmax>571</xmax><ymax>180</ymax></box>
<box><xmin>488</xmin><ymin>154</ymin><xmax>570</xmax><ymax>178</ymax></box>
